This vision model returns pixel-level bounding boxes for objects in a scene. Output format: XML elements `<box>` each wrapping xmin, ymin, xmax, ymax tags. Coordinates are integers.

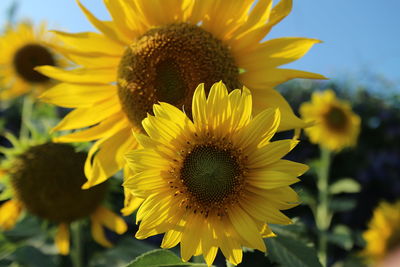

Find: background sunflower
<box><xmin>0</xmin><ymin>21</ymin><xmax>66</xmax><ymax>101</ymax></box>
<box><xmin>0</xmin><ymin>135</ymin><xmax>127</xmax><ymax>256</ymax></box>
<box><xmin>299</xmin><ymin>89</ymin><xmax>361</xmax><ymax>151</ymax></box>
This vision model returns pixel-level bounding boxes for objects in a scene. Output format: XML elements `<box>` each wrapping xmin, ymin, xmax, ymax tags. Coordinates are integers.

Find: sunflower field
<box><xmin>1</xmin><ymin>1</ymin><xmax>399</xmax><ymax>267</ymax></box>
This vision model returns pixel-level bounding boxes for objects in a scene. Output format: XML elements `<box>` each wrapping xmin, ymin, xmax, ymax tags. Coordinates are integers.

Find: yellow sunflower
<box><xmin>0</xmin><ymin>141</ymin><xmax>127</xmax><ymax>255</ymax></box>
<box><xmin>299</xmin><ymin>89</ymin><xmax>360</xmax><ymax>151</ymax></box>
<box><xmin>36</xmin><ymin>0</ymin><xmax>324</xmax><ymax>196</ymax></box>
<box><xmin>362</xmin><ymin>201</ymin><xmax>400</xmax><ymax>265</ymax></box>
<box><xmin>0</xmin><ymin>21</ymin><xmax>65</xmax><ymax>100</ymax></box>
<box><xmin>123</xmin><ymin>82</ymin><xmax>308</xmax><ymax>266</ymax></box>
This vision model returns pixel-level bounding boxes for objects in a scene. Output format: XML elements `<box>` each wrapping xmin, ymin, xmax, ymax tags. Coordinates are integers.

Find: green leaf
<box><xmin>298</xmin><ymin>187</ymin><xmax>316</xmax><ymax>207</ymax></box>
<box><xmin>327</xmin><ymin>225</ymin><xmax>353</xmax><ymax>250</ymax></box>
<box><xmin>125</xmin><ymin>249</ymin><xmax>208</xmax><ymax>267</ymax></box>
<box><xmin>329</xmin><ymin>178</ymin><xmax>361</xmax><ymax>194</ymax></box>
<box><xmin>12</xmin><ymin>246</ymin><xmax>57</xmax><ymax>267</ymax></box>
<box><xmin>265</xmin><ymin>233</ymin><xmax>322</xmax><ymax>267</ymax></box>
<box><xmin>330</xmin><ymin>198</ymin><xmax>357</xmax><ymax>212</ymax></box>
<box><xmin>89</xmin><ymin>237</ymin><xmax>158</xmax><ymax>267</ymax></box>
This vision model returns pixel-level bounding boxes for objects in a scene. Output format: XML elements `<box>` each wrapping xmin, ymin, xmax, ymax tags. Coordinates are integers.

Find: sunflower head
<box><xmin>10</xmin><ymin>142</ymin><xmax>107</xmax><ymax>223</ymax></box>
<box><xmin>0</xmin><ymin>138</ymin><xmax>127</xmax><ymax>255</ymax></box>
<box><xmin>118</xmin><ymin>22</ymin><xmax>240</xmax><ymax>128</ymax></box>
<box><xmin>362</xmin><ymin>201</ymin><xmax>400</xmax><ymax>264</ymax></box>
<box><xmin>124</xmin><ymin>81</ymin><xmax>308</xmax><ymax>265</ymax></box>
<box><xmin>0</xmin><ymin>21</ymin><xmax>63</xmax><ymax>100</ymax></box>
<box><xmin>299</xmin><ymin>89</ymin><xmax>361</xmax><ymax>151</ymax></box>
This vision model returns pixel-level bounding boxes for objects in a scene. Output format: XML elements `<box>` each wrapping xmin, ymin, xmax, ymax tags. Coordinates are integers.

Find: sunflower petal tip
<box><xmin>81</xmin><ymin>182</ymin><xmax>92</xmax><ymax>190</ymax></box>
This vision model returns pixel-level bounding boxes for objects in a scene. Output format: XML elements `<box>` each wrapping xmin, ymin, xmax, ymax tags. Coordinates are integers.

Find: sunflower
<box><xmin>0</xmin><ymin>140</ymin><xmax>127</xmax><ymax>255</ymax></box>
<box><xmin>362</xmin><ymin>201</ymin><xmax>400</xmax><ymax>264</ymax></box>
<box><xmin>36</xmin><ymin>0</ymin><xmax>324</xmax><ymax>195</ymax></box>
<box><xmin>0</xmin><ymin>21</ymin><xmax>65</xmax><ymax>100</ymax></box>
<box><xmin>299</xmin><ymin>89</ymin><xmax>360</xmax><ymax>151</ymax></box>
<box><xmin>123</xmin><ymin>81</ymin><xmax>308</xmax><ymax>265</ymax></box>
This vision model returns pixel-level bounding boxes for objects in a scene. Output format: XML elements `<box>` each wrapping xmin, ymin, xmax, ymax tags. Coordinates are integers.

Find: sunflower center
<box><xmin>13</xmin><ymin>44</ymin><xmax>56</xmax><ymax>83</ymax></box>
<box><xmin>325</xmin><ymin>106</ymin><xmax>348</xmax><ymax>131</ymax></box>
<box><xmin>10</xmin><ymin>143</ymin><xmax>107</xmax><ymax>223</ymax></box>
<box><xmin>180</xmin><ymin>145</ymin><xmax>243</xmax><ymax>207</ymax></box>
<box><xmin>117</xmin><ymin>22</ymin><xmax>240</xmax><ymax>129</ymax></box>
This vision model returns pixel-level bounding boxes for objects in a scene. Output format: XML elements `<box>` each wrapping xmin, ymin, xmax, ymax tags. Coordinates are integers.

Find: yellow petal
<box><xmin>55</xmin><ymin>223</ymin><xmax>70</xmax><ymax>255</ymax></box>
<box><xmin>240</xmin><ymin>68</ymin><xmax>327</xmax><ymax>88</ymax></box>
<box><xmin>161</xmin><ymin>229</ymin><xmax>182</xmax><ymax>249</ymax></box>
<box><xmin>180</xmin><ymin>213</ymin><xmax>203</xmax><ymax>262</ymax></box>
<box><xmin>228</xmin><ymin>207</ymin><xmax>266</xmax><ymax>252</ymax></box>
<box><xmin>241</xmin><ymin>194</ymin><xmax>293</xmax><ymax>224</ymax></box>
<box><xmin>52</xmin><ymin>96</ymin><xmax>121</xmax><ymax>132</ymax></box>
<box><xmin>235</xmin><ymin>108</ymin><xmax>280</xmax><ymax>149</ymax></box>
<box><xmin>267</xmin><ymin>160</ymin><xmax>309</xmax><ymax>176</ymax></box>
<box><xmin>51</xmin><ymin>30</ymin><xmax>124</xmax><ymax>56</ymax></box>
<box><xmin>248</xmin><ymin>139</ymin><xmax>299</xmax><ymax>168</ymax></box>
<box><xmin>214</xmin><ymin>218</ymin><xmax>243</xmax><ymax>265</ymax></box>
<box><xmin>238</xmin><ymin>37</ymin><xmax>321</xmax><ymax>70</ymax></box>
<box><xmin>54</xmin><ymin>113</ymin><xmax>127</xmax><ymax>143</ymax></box>
<box><xmin>92</xmin><ymin>206</ymin><xmax>127</xmax><ymax>234</ymax></box>
<box><xmin>201</xmin><ymin>220</ymin><xmax>219</xmax><ymax>266</ymax></box>
<box><xmin>268</xmin><ymin>0</ymin><xmax>292</xmax><ymax>27</ymax></box>
<box><xmin>90</xmin><ymin>216</ymin><xmax>112</xmax><ymax>247</ymax></box>
<box><xmin>40</xmin><ymin>83</ymin><xmax>116</xmax><ymax>108</ymax></box>
<box><xmin>83</xmin><ymin>128</ymin><xmax>137</xmax><ymax>188</ymax></box>
<box><xmin>251</xmin><ymin>88</ymin><xmax>308</xmax><ymax>131</ymax></box>
<box><xmin>121</xmin><ymin>187</ymin><xmax>144</xmax><ymax>216</ymax></box>
<box><xmin>76</xmin><ymin>0</ymin><xmax>129</xmax><ymax>45</ymax></box>
<box><xmin>228</xmin><ymin>87</ymin><xmax>252</xmax><ymax>130</ymax></box>
<box><xmin>0</xmin><ymin>200</ymin><xmax>22</xmax><ymax>230</ymax></box>
<box><xmin>35</xmin><ymin>66</ymin><xmax>115</xmax><ymax>84</ymax></box>
<box><xmin>247</xmin><ymin>170</ymin><xmax>300</xmax><ymax>189</ymax></box>
<box><xmin>192</xmin><ymin>83</ymin><xmax>207</xmax><ymax>126</ymax></box>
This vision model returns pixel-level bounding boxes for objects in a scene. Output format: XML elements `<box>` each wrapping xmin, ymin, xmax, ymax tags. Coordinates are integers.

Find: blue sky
<box><xmin>1</xmin><ymin>0</ymin><xmax>399</xmax><ymax>89</ymax></box>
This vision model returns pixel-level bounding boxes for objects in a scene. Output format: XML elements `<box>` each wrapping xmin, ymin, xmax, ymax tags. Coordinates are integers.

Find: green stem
<box><xmin>316</xmin><ymin>147</ymin><xmax>332</xmax><ymax>267</ymax></box>
<box><xmin>19</xmin><ymin>96</ymin><xmax>34</xmax><ymax>141</ymax></box>
<box><xmin>71</xmin><ymin>221</ymin><xmax>84</xmax><ymax>267</ymax></box>
<box><xmin>226</xmin><ymin>260</ymin><xmax>236</xmax><ymax>267</ymax></box>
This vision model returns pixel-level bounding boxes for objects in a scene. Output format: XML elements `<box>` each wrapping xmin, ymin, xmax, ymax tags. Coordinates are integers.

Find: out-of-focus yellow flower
<box><xmin>124</xmin><ymin>82</ymin><xmax>308</xmax><ymax>266</ymax></box>
<box><xmin>0</xmin><ymin>21</ymin><xmax>66</xmax><ymax>100</ymax></box>
<box><xmin>36</xmin><ymin>0</ymin><xmax>324</xmax><ymax>206</ymax></box>
<box><xmin>300</xmin><ymin>89</ymin><xmax>360</xmax><ymax>151</ymax></box>
<box><xmin>362</xmin><ymin>201</ymin><xmax>400</xmax><ymax>265</ymax></box>
<box><xmin>0</xmin><ymin>142</ymin><xmax>127</xmax><ymax>255</ymax></box>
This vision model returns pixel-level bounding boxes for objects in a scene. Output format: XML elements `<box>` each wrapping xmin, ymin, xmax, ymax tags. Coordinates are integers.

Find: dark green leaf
<box><xmin>330</xmin><ymin>198</ymin><xmax>357</xmax><ymax>212</ymax></box>
<box><xmin>12</xmin><ymin>246</ymin><xmax>57</xmax><ymax>267</ymax></box>
<box><xmin>327</xmin><ymin>225</ymin><xmax>353</xmax><ymax>250</ymax></box>
<box><xmin>125</xmin><ymin>249</ymin><xmax>208</xmax><ymax>267</ymax></box>
<box><xmin>265</xmin><ymin>234</ymin><xmax>322</xmax><ymax>267</ymax></box>
<box><xmin>89</xmin><ymin>237</ymin><xmax>158</xmax><ymax>267</ymax></box>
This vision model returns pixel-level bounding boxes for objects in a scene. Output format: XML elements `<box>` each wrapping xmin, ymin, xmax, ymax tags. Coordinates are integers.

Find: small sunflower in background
<box><xmin>36</xmin><ymin>0</ymin><xmax>325</xmax><ymax>197</ymax></box>
<box><xmin>362</xmin><ymin>201</ymin><xmax>400</xmax><ymax>265</ymax></box>
<box><xmin>0</xmin><ymin>137</ymin><xmax>127</xmax><ymax>255</ymax></box>
<box><xmin>0</xmin><ymin>21</ymin><xmax>65</xmax><ymax>101</ymax></box>
<box><xmin>124</xmin><ymin>82</ymin><xmax>308</xmax><ymax>266</ymax></box>
<box><xmin>299</xmin><ymin>89</ymin><xmax>360</xmax><ymax>151</ymax></box>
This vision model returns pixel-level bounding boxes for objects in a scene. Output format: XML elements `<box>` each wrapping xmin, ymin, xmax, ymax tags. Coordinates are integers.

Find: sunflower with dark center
<box><xmin>0</xmin><ymin>142</ymin><xmax>127</xmax><ymax>255</ymax></box>
<box><xmin>123</xmin><ymin>82</ymin><xmax>308</xmax><ymax>265</ymax></box>
<box><xmin>0</xmin><ymin>22</ymin><xmax>65</xmax><ymax>100</ymax></box>
<box><xmin>300</xmin><ymin>89</ymin><xmax>361</xmax><ymax>151</ymax></box>
<box><xmin>362</xmin><ymin>201</ymin><xmax>400</xmax><ymax>264</ymax></box>
<box><xmin>36</xmin><ymin>0</ymin><xmax>325</xmax><ymax>214</ymax></box>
